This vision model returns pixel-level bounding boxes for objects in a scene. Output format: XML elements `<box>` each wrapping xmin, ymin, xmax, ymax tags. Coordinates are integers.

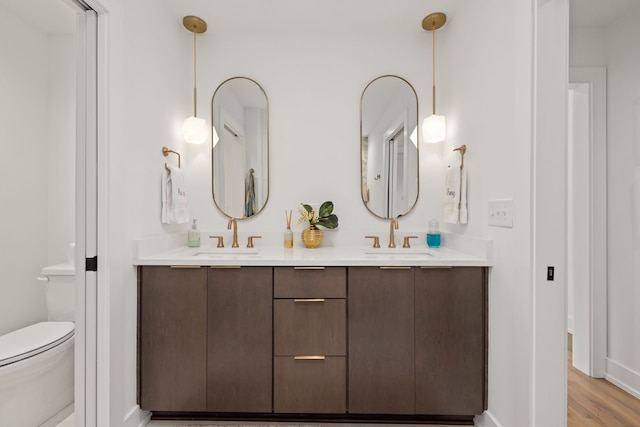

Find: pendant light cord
<box><xmin>193</xmin><ymin>25</ymin><xmax>197</xmax><ymax>117</ymax></box>
<box><xmin>432</xmin><ymin>25</ymin><xmax>436</xmax><ymax>115</ymax></box>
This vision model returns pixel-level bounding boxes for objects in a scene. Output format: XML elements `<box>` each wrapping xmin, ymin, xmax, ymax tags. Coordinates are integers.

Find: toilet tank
<box><xmin>41</xmin><ymin>263</ymin><xmax>76</xmax><ymax>322</ymax></box>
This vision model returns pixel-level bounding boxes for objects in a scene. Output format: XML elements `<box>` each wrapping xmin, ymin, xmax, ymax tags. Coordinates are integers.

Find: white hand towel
<box><xmin>161</xmin><ymin>165</ymin><xmax>189</xmax><ymax>224</ymax></box>
<box><xmin>444</xmin><ymin>164</ymin><xmax>468</xmax><ymax>224</ymax></box>
<box><xmin>168</xmin><ymin>165</ymin><xmax>189</xmax><ymax>224</ymax></box>
<box><xmin>161</xmin><ymin>167</ymin><xmax>170</xmax><ymax>224</ymax></box>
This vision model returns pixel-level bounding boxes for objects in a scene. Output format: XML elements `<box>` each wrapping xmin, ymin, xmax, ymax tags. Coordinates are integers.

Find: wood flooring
<box><xmin>568</xmin><ymin>334</ymin><xmax>640</xmax><ymax>426</ymax></box>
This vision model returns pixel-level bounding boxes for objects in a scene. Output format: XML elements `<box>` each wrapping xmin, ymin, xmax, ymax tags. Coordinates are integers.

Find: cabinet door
<box><xmin>138</xmin><ymin>266</ymin><xmax>207</xmax><ymax>411</ymax></box>
<box><xmin>415</xmin><ymin>267</ymin><xmax>487</xmax><ymax>415</ymax></box>
<box><xmin>207</xmin><ymin>266</ymin><xmax>273</xmax><ymax>413</ymax></box>
<box><xmin>348</xmin><ymin>266</ymin><xmax>415</xmax><ymax>414</ymax></box>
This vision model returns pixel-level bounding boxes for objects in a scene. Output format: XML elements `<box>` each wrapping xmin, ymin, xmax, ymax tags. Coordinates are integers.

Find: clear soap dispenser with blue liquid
<box><xmin>426</xmin><ymin>219</ymin><xmax>441</xmax><ymax>248</ymax></box>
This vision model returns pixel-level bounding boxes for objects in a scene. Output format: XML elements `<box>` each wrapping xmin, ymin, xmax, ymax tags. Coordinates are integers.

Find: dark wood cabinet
<box><xmin>207</xmin><ymin>266</ymin><xmax>272</xmax><ymax>413</ymax></box>
<box><xmin>348</xmin><ymin>266</ymin><xmax>415</xmax><ymax>414</ymax></box>
<box><xmin>138</xmin><ymin>263</ymin><xmax>487</xmax><ymax>421</ymax></box>
<box><xmin>348</xmin><ymin>266</ymin><xmax>487</xmax><ymax>417</ymax></box>
<box><xmin>414</xmin><ymin>267</ymin><xmax>487</xmax><ymax>415</ymax></box>
<box><xmin>273</xmin><ymin>267</ymin><xmax>347</xmax><ymax>414</ymax></box>
<box><xmin>138</xmin><ymin>266</ymin><xmax>207</xmax><ymax>412</ymax></box>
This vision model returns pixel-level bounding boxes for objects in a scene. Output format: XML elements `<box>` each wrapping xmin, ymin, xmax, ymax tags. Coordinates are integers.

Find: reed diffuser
<box><xmin>284</xmin><ymin>210</ymin><xmax>293</xmax><ymax>248</ymax></box>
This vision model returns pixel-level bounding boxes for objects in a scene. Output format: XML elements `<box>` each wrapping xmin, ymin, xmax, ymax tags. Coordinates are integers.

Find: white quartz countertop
<box><xmin>133</xmin><ymin>232</ymin><xmax>492</xmax><ymax>267</ymax></box>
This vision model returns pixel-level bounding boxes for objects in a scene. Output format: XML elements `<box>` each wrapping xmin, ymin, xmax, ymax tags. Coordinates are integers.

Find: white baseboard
<box><xmin>606</xmin><ymin>358</ymin><xmax>640</xmax><ymax>399</ymax></box>
<box><xmin>475</xmin><ymin>410</ymin><xmax>502</xmax><ymax>427</ymax></box>
<box><xmin>121</xmin><ymin>404</ymin><xmax>151</xmax><ymax>427</ymax></box>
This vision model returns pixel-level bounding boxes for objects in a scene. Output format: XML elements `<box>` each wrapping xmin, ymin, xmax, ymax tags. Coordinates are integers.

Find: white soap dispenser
<box><xmin>188</xmin><ymin>219</ymin><xmax>200</xmax><ymax>247</ymax></box>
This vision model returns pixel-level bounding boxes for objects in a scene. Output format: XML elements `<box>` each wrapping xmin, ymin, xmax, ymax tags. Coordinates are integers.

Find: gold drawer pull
<box><xmin>293</xmin><ymin>266</ymin><xmax>325</xmax><ymax>270</ymax></box>
<box><xmin>294</xmin><ymin>355</ymin><xmax>326</xmax><ymax>360</ymax></box>
<box><xmin>294</xmin><ymin>298</ymin><xmax>325</xmax><ymax>303</ymax></box>
<box><xmin>169</xmin><ymin>265</ymin><xmax>201</xmax><ymax>269</ymax></box>
<box><xmin>379</xmin><ymin>266</ymin><xmax>411</xmax><ymax>270</ymax></box>
<box><xmin>419</xmin><ymin>266</ymin><xmax>453</xmax><ymax>269</ymax></box>
<box><xmin>209</xmin><ymin>266</ymin><xmax>241</xmax><ymax>269</ymax></box>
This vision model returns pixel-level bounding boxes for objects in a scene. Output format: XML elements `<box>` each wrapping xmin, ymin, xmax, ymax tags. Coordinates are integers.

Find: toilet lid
<box><xmin>0</xmin><ymin>321</ymin><xmax>74</xmax><ymax>367</ymax></box>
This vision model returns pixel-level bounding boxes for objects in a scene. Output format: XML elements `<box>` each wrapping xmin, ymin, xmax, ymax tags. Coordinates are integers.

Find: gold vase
<box><xmin>301</xmin><ymin>225</ymin><xmax>323</xmax><ymax>248</ymax></box>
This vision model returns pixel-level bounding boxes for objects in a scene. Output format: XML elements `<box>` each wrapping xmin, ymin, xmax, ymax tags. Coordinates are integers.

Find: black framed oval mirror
<box><xmin>360</xmin><ymin>75</ymin><xmax>419</xmax><ymax>218</ymax></box>
<box><xmin>211</xmin><ymin>77</ymin><xmax>269</xmax><ymax>219</ymax></box>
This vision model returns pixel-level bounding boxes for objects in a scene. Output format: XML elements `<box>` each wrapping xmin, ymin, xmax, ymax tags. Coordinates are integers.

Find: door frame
<box><xmin>71</xmin><ymin>1</ymin><xmax>107</xmax><ymax>426</ymax></box>
<box><xmin>568</xmin><ymin>67</ymin><xmax>607</xmax><ymax>378</ymax></box>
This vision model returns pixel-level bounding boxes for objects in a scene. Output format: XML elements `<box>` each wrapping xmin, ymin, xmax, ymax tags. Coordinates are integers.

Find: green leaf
<box><xmin>301</xmin><ymin>203</ymin><xmax>313</xmax><ymax>214</ymax></box>
<box><xmin>317</xmin><ymin>214</ymin><xmax>339</xmax><ymax>229</ymax></box>
<box><xmin>319</xmin><ymin>201</ymin><xmax>334</xmax><ymax>217</ymax></box>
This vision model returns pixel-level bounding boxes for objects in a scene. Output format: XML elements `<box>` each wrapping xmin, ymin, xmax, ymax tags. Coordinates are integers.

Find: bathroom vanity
<box><xmin>135</xmin><ymin>235</ymin><xmax>490</xmax><ymax>424</ymax></box>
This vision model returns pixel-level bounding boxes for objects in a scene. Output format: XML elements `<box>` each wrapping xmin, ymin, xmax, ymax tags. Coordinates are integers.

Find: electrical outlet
<box><xmin>488</xmin><ymin>198</ymin><xmax>514</xmax><ymax>228</ymax></box>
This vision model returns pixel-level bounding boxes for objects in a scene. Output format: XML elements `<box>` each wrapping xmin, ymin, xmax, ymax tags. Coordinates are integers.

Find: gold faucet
<box><xmin>227</xmin><ymin>218</ymin><xmax>239</xmax><ymax>248</ymax></box>
<box><xmin>389</xmin><ymin>217</ymin><xmax>399</xmax><ymax>248</ymax></box>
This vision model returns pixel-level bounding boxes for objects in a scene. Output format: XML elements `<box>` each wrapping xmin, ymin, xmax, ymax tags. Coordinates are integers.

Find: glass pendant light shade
<box><xmin>182</xmin><ymin>116</ymin><xmax>208</xmax><ymax>144</ymax></box>
<box><xmin>422</xmin><ymin>114</ymin><xmax>446</xmax><ymax>143</ymax></box>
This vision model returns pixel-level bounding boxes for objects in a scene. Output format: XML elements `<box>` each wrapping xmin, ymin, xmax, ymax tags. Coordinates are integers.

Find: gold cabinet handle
<box><xmin>294</xmin><ymin>355</ymin><xmax>326</xmax><ymax>360</ymax></box>
<box><xmin>379</xmin><ymin>266</ymin><xmax>412</xmax><ymax>270</ymax></box>
<box><xmin>169</xmin><ymin>265</ymin><xmax>201</xmax><ymax>269</ymax></box>
<box><xmin>293</xmin><ymin>267</ymin><xmax>325</xmax><ymax>270</ymax></box>
<box><xmin>293</xmin><ymin>298</ymin><xmax>325</xmax><ymax>303</ymax></box>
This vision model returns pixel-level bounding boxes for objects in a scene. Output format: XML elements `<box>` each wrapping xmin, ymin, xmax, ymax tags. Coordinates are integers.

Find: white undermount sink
<box><xmin>362</xmin><ymin>248</ymin><xmax>435</xmax><ymax>256</ymax></box>
<box><xmin>190</xmin><ymin>248</ymin><xmax>260</xmax><ymax>256</ymax></box>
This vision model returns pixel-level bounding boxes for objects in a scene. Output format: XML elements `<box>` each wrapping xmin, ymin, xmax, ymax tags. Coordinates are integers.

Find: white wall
<box><xmin>569</xmin><ymin>27</ymin><xmax>606</xmax><ymax>67</ymax></box>
<box><xmin>0</xmin><ymin>6</ymin><xmax>74</xmax><ymax>335</ymax></box>
<box><xmin>103</xmin><ymin>1</ymin><xmax>188</xmax><ymax>424</ymax></box>
<box><xmin>604</xmin><ymin>5</ymin><xmax>640</xmax><ymax>396</ymax></box>
<box><xmin>100</xmin><ymin>1</ymin><xmax>573</xmax><ymax>426</ymax></box>
<box><xmin>47</xmin><ymin>35</ymin><xmax>76</xmax><ymax>266</ymax></box>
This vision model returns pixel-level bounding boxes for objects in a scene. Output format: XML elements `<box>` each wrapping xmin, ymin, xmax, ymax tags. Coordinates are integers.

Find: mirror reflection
<box><xmin>360</xmin><ymin>75</ymin><xmax>419</xmax><ymax>218</ymax></box>
<box><xmin>211</xmin><ymin>77</ymin><xmax>269</xmax><ymax>218</ymax></box>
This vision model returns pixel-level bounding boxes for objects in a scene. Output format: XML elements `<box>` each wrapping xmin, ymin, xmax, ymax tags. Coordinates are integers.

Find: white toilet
<box><xmin>0</xmin><ymin>262</ymin><xmax>76</xmax><ymax>427</ymax></box>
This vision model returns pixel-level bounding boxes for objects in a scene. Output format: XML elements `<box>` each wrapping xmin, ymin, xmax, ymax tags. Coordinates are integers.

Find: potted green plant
<box><xmin>297</xmin><ymin>201</ymin><xmax>339</xmax><ymax>248</ymax></box>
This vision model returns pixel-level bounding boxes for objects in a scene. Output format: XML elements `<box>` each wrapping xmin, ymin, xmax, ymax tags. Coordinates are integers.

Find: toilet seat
<box><xmin>0</xmin><ymin>322</ymin><xmax>74</xmax><ymax>367</ymax></box>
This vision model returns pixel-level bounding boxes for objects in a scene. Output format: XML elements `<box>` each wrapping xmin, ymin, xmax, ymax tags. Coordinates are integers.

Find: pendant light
<box><xmin>182</xmin><ymin>15</ymin><xmax>208</xmax><ymax>144</ymax></box>
<box><xmin>421</xmin><ymin>12</ymin><xmax>447</xmax><ymax>143</ymax></box>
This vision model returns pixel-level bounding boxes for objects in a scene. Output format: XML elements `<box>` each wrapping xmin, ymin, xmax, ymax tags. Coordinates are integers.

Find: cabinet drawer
<box><xmin>274</xmin><ymin>299</ymin><xmax>345</xmax><ymax>356</ymax></box>
<box><xmin>274</xmin><ymin>267</ymin><xmax>346</xmax><ymax>298</ymax></box>
<box><xmin>274</xmin><ymin>356</ymin><xmax>346</xmax><ymax>413</ymax></box>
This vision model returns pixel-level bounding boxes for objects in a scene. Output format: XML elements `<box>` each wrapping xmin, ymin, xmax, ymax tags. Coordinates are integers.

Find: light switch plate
<box><xmin>488</xmin><ymin>198</ymin><xmax>514</xmax><ymax>228</ymax></box>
